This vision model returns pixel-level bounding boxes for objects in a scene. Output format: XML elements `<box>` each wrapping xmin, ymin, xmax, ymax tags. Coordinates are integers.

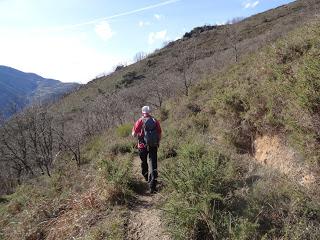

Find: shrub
<box><xmin>115</xmin><ymin>71</ymin><xmax>145</xmax><ymax>88</ymax></box>
<box><xmin>114</xmin><ymin>64</ymin><xmax>125</xmax><ymax>71</ymax></box>
<box><xmin>85</xmin><ymin>216</ymin><xmax>125</xmax><ymax>240</ymax></box>
<box><xmin>159</xmin><ymin>145</ymin><xmax>177</xmax><ymax>160</ymax></box>
<box><xmin>162</xmin><ymin>146</ymin><xmax>245</xmax><ymax>239</ymax></box>
<box><xmin>109</xmin><ymin>142</ymin><xmax>133</xmax><ymax>155</ymax></box>
<box><xmin>183</xmin><ymin>25</ymin><xmax>217</xmax><ymax>39</ymax></box>
<box><xmin>245</xmin><ymin>176</ymin><xmax>320</xmax><ymax>239</ymax></box>
<box><xmin>192</xmin><ymin>114</ymin><xmax>209</xmax><ymax>133</ymax></box>
<box><xmin>158</xmin><ymin>126</ymin><xmax>180</xmax><ymax>161</ymax></box>
<box><xmin>116</xmin><ymin>123</ymin><xmax>132</xmax><ymax>138</ymax></box>
<box><xmin>276</xmin><ymin>36</ymin><xmax>312</xmax><ymax>64</ymax></box>
<box><xmin>159</xmin><ymin>107</ymin><xmax>169</xmax><ymax>121</ymax></box>
<box><xmin>82</xmin><ymin>136</ymin><xmax>105</xmax><ymax>163</ymax></box>
<box><xmin>99</xmin><ymin>156</ymin><xmax>133</xmax><ymax>205</ymax></box>
<box><xmin>186</xmin><ymin>102</ymin><xmax>201</xmax><ymax>114</ymax></box>
<box><xmin>295</xmin><ymin>56</ymin><xmax>320</xmax><ymax>114</ymax></box>
<box><xmin>162</xmin><ymin>141</ymin><xmax>320</xmax><ymax>239</ymax></box>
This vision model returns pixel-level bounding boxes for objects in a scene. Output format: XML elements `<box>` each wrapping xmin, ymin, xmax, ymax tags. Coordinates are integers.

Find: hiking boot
<box><xmin>149</xmin><ymin>187</ymin><xmax>157</xmax><ymax>194</ymax></box>
<box><xmin>143</xmin><ymin>174</ymin><xmax>148</xmax><ymax>182</ymax></box>
<box><xmin>149</xmin><ymin>180</ymin><xmax>157</xmax><ymax>194</ymax></box>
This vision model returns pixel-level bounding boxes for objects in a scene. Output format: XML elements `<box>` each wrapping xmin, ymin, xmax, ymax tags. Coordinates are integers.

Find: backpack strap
<box><xmin>142</xmin><ymin>116</ymin><xmax>147</xmax><ymax>130</ymax></box>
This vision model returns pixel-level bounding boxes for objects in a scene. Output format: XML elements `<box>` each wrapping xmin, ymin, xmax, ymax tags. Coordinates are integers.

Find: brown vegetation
<box><xmin>1</xmin><ymin>1</ymin><xmax>320</xmax><ymax>239</ymax></box>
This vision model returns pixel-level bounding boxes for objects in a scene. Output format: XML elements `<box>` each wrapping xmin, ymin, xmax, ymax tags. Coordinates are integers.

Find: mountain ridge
<box><xmin>0</xmin><ymin>65</ymin><xmax>80</xmax><ymax>118</ymax></box>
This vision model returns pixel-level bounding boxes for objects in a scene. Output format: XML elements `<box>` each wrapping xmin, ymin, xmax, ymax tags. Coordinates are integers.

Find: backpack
<box><xmin>143</xmin><ymin>117</ymin><xmax>159</xmax><ymax>147</ymax></box>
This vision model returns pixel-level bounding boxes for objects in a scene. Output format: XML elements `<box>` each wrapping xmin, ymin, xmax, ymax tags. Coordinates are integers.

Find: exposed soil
<box><xmin>254</xmin><ymin>135</ymin><xmax>317</xmax><ymax>186</ymax></box>
<box><xmin>125</xmin><ymin>158</ymin><xmax>171</xmax><ymax>240</ymax></box>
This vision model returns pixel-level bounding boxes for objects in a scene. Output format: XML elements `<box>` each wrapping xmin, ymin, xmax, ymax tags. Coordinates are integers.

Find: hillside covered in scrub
<box><xmin>0</xmin><ymin>0</ymin><xmax>320</xmax><ymax>239</ymax></box>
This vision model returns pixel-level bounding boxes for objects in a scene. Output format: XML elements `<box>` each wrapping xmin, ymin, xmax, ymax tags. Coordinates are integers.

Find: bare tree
<box><xmin>0</xmin><ymin>115</ymin><xmax>34</xmax><ymax>182</ymax></box>
<box><xmin>133</xmin><ymin>51</ymin><xmax>147</xmax><ymax>62</ymax></box>
<box><xmin>226</xmin><ymin>25</ymin><xmax>240</xmax><ymax>63</ymax></box>
<box><xmin>226</xmin><ymin>17</ymin><xmax>244</xmax><ymax>25</ymax></box>
<box><xmin>54</xmin><ymin>114</ymin><xmax>82</xmax><ymax>166</ymax></box>
<box><xmin>174</xmin><ymin>40</ymin><xmax>199</xmax><ymax>96</ymax></box>
<box><xmin>25</xmin><ymin>106</ymin><xmax>55</xmax><ymax>176</ymax></box>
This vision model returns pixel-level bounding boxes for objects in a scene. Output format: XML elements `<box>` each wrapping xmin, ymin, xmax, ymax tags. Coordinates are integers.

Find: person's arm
<box><xmin>132</xmin><ymin>118</ymin><xmax>143</xmax><ymax>137</ymax></box>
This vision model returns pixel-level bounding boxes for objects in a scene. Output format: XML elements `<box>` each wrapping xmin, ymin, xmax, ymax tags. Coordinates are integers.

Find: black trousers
<box><xmin>139</xmin><ymin>146</ymin><xmax>158</xmax><ymax>190</ymax></box>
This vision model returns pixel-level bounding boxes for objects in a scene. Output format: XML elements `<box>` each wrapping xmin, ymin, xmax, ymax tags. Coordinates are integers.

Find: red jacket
<box><xmin>132</xmin><ymin>115</ymin><xmax>162</xmax><ymax>149</ymax></box>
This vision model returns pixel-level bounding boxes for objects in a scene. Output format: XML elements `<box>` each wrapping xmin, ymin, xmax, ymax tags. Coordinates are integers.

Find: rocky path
<box><xmin>125</xmin><ymin>157</ymin><xmax>170</xmax><ymax>240</ymax></box>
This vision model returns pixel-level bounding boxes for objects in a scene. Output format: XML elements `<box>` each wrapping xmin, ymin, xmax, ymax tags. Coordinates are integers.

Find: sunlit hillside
<box><xmin>0</xmin><ymin>0</ymin><xmax>319</xmax><ymax>239</ymax></box>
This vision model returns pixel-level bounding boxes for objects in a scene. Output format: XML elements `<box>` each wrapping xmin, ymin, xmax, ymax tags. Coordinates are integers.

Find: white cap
<box><xmin>142</xmin><ymin>106</ymin><xmax>151</xmax><ymax>114</ymax></box>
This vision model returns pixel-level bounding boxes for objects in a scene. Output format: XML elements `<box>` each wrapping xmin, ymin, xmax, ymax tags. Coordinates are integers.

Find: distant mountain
<box><xmin>0</xmin><ymin>65</ymin><xmax>80</xmax><ymax>118</ymax></box>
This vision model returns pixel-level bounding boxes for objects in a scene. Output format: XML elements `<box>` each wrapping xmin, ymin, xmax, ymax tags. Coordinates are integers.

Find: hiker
<box><xmin>132</xmin><ymin>106</ymin><xmax>162</xmax><ymax>193</ymax></box>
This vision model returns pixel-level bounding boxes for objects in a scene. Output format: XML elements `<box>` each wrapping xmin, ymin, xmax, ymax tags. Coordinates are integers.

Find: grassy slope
<box><xmin>2</xmin><ymin>1</ymin><xmax>320</xmax><ymax>239</ymax></box>
<box><xmin>0</xmin><ymin>130</ymin><xmax>134</xmax><ymax>240</ymax></box>
<box><xmin>50</xmin><ymin>0</ymin><xmax>320</xmax><ymax>117</ymax></box>
<box><xmin>1</xmin><ymin>18</ymin><xmax>319</xmax><ymax>240</ymax></box>
<box><xmin>157</xmin><ymin>19</ymin><xmax>320</xmax><ymax>239</ymax></box>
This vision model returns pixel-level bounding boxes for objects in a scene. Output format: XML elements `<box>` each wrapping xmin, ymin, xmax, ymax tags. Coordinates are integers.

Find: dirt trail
<box><xmin>125</xmin><ymin>157</ymin><xmax>171</xmax><ymax>240</ymax></box>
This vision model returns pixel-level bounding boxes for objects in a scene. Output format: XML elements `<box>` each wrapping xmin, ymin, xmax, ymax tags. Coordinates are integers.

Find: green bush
<box><xmin>109</xmin><ymin>141</ymin><xmax>133</xmax><ymax>155</ymax></box>
<box><xmin>192</xmin><ymin>114</ymin><xmax>209</xmax><ymax>133</ymax></box>
<box><xmin>162</xmin><ymin>146</ymin><xmax>245</xmax><ymax>239</ymax></box>
<box><xmin>245</xmin><ymin>176</ymin><xmax>320</xmax><ymax>239</ymax></box>
<box><xmin>115</xmin><ymin>71</ymin><xmax>144</xmax><ymax>88</ymax></box>
<box><xmin>295</xmin><ymin>56</ymin><xmax>320</xmax><ymax>114</ymax></box>
<box><xmin>162</xmin><ymin>143</ymin><xmax>320</xmax><ymax>239</ymax></box>
<box><xmin>82</xmin><ymin>136</ymin><xmax>105</xmax><ymax>163</ymax></box>
<box><xmin>159</xmin><ymin>107</ymin><xmax>169</xmax><ymax>121</ymax></box>
<box><xmin>85</xmin><ymin>221</ymin><xmax>122</xmax><ymax>240</ymax></box>
<box><xmin>159</xmin><ymin>144</ymin><xmax>177</xmax><ymax>160</ymax></box>
<box><xmin>116</xmin><ymin>123</ymin><xmax>132</xmax><ymax>138</ymax></box>
<box><xmin>100</xmin><ymin>156</ymin><xmax>134</xmax><ymax>204</ymax></box>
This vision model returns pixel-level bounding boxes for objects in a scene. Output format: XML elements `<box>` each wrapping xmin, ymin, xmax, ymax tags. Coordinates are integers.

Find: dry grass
<box><xmin>0</xmin><ymin>130</ymin><xmax>135</xmax><ymax>240</ymax></box>
<box><xmin>2</xmin><ymin>2</ymin><xmax>320</xmax><ymax>239</ymax></box>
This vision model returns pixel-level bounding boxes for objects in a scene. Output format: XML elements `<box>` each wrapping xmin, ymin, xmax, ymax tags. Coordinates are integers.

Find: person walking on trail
<box><xmin>132</xmin><ymin>106</ymin><xmax>162</xmax><ymax>193</ymax></box>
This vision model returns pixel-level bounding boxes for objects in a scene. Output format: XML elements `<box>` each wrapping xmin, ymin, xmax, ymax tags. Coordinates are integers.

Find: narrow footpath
<box><xmin>125</xmin><ymin>157</ymin><xmax>171</xmax><ymax>240</ymax></box>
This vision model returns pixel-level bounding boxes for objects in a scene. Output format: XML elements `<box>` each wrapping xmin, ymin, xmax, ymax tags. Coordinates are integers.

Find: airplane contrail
<box><xmin>54</xmin><ymin>0</ymin><xmax>181</xmax><ymax>31</ymax></box>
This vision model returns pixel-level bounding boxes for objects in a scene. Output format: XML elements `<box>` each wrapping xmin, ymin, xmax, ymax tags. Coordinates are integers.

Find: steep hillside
<box><xmin>0</xmin><ymin>1</ymin><xmax>320</xmax><ymax>239</ymax></box>
<box><xmin>158</xmin><ymin>18</ymin><xmax>320</xmax><ymax>239</ymax></box>
<box><xmin>1</xmin><ymin>18</ymin><xmax>319</xmax><ymax>239</ymax></box>
<box><xmin>51</xmin><ymin>0</ymin><xmax>320</xmax><ymax>115</ymax></box>
<box><xmin>0</xmin><ymin>66</ymin><xmax>80</xmax><ymax>118</ymax></box>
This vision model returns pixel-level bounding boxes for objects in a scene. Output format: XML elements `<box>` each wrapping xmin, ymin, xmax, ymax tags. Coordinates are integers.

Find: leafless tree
<box><xmin>133</xmin><ymin>51</ymin><xmax>147</xmax><ymax>62</ymax></box>
<box><xmin>226</xmin><ymin>17</ymin><xmax>244</xmax><ymax>25</ymax></box>
<box><xmin>25</xmin><ymin>105</ymin><xmax>54</xmax><ymax>176</ymax></box>
<box><xmin>174</xmin><ymin>40</ymin><xmax>199</xmax><ymax>96</ymax></box>
<box><xmin>226</xmin><ymin>25</ymin><xmax>239</xmax><ymax>63</ymax></box>
<box><xmin>53</xmin><ymin>113</ymin><xmax>82</xmax><ymax>166</ymax></box>
<box><xmin>0</xmin><ymin>115</ymin><xmax>34</xmax><ymax>182</ymax></box>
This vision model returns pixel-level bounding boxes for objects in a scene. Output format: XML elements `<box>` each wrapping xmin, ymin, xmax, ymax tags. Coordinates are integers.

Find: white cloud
<box><xmin>148</xmin><ymin>30</ymin><xmax>167</xmax><ymax>45</ymax></box>
<box><xmin>95</xmin><ymin>21</ymin><xmax>114</xmax><ymax>41</ymax></box>
<box><xmin>243</xmin><ymin>1</ymin><xmax>259</xmax><ymax>9</ymax></box>
<box><xmin>138</xmin><ymin>21</ymin><xmax>151</xmax><ymax>27</ymax></box>
<box><xmin>215</xmin><ymin>21</ymin><xmax>227</xmax><ymax>26</ymax></box>
<box><xmin>0</xmin><ymin>29</ymin><xmax>124</xmax><ymax>83</ymax></box>
<box><xmin>154</xmin><ymin>14</ymin><xmax>163</xmax><ymax>20</ymax></box>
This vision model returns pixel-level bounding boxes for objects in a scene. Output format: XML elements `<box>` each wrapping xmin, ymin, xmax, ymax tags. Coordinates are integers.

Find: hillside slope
<box><xmin>0</xmin><ymin>66</ymin><xmax>80</xmax><ymax>118</ymax></box>
<box><xmin>1</xmin><ymin>18</ymin><xmax>319</xmax><ymax>238</ymax></box>
<box><xmin>52</xmin><ymin>0</ymin><xmax>320</xmax><ymax>115</ymax></box>
<box><xmin>0</xmin><ymin>1</ymin><xmax>320</xmax><ymax>239</ymax></box>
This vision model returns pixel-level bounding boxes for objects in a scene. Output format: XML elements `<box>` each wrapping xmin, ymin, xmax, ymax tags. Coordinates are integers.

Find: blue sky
<box><xmin>0</xmin><ymin>0</ymin><xmax>294</xmax><ymax>83</ymax></box>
